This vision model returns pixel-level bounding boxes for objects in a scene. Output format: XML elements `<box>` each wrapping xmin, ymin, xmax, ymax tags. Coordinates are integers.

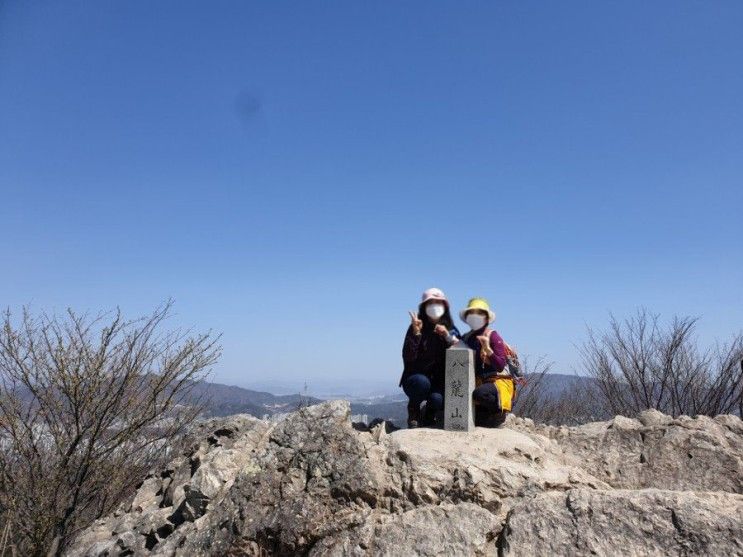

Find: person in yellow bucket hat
<box><xmin>458</xmin><ymin>297</ymin><xmax>495</xmax><ymax>325</ymax></box>
<box><xmin>459</xmin><ymin>297</ymin><xmax>514</xmax><ymax>428</ymax></box>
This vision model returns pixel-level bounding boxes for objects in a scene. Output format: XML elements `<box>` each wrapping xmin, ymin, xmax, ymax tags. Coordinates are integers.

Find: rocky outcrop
<box><xmin>500</xmin><ymin>489</ymin><xmax>743</xmax><ymax>556</ymax></box>
<box><xmin>68</xmin><ymin>414</ymin><xmax>272</xmax><ymax>556</ymax></box>
<box><xmin>507</xmin><ymin>409</ymin><xmax>743</xmax><ymax>492</ymax></box>
<box><xmin>67</xmin><ymin>402</ymin><xmax>743</xmax><ymax>556</ymax></box>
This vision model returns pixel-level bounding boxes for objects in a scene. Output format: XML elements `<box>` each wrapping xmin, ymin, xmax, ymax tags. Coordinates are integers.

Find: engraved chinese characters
<box><xmin>444</xmin><ymin>345</ymin><xmax>475</xmax><ymax>431</ymax></box>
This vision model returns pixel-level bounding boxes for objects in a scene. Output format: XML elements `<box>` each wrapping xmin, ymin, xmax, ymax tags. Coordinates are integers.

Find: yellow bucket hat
<box><xmin>459</xmin><ymin>297</ymin><xmax>496</xmax><ymax>323</ymax></box>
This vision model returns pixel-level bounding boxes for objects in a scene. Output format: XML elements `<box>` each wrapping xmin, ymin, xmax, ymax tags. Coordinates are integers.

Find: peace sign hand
<box><xmin>409</xmin><ymin>311</ymin><xmax>423</xmax><ymax>335</ymax></box>
<box><xmin>477</xmin><ymin>334</ymin><xmax>494</xmax><ymax>357</ymax></box>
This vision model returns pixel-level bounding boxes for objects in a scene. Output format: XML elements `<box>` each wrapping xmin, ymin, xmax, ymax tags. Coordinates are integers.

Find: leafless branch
<box><xmin>0</xmin><ymin>302</ymin><xmax>220</xmax><ymax>555</ymax></box>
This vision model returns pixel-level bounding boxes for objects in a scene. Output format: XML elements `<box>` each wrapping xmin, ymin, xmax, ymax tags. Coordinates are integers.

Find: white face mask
<box><xmin>466</xmin><ymin>313</ymin><xmax>487</xmax><ymax>330</ymax></box>
<box><xmin>425</xmin><ymin>303</ymin><xmax>446</xmax><ymax>321</ymax></box>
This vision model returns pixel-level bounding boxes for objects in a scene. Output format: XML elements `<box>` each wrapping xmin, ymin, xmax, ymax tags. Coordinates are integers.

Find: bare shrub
<box><xmin>580</xmin><ymin>309</ymin><xmax>743</xmax><ymax>419</ymax></box>
<box><xmin>0</xmin><ymin>302</ymin><xmax>220</xmax><ymax>556</ymax></box>
<box><xmin>513</xmin><ymin>357</ymin><xmax>606</xmax><ymax>425</ymax></box>
<box><xmin>510</xmin><ymin>355</ymin><xmax>552</xmax><ymax>419</ymax></box>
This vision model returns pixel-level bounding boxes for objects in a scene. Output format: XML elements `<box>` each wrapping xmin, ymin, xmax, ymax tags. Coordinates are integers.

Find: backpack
<box><xmin>505</xmin><ymin>343</ymin><xmax>524</xmax><ymax>378</ymax></box>
<box><xmin>466</xmin><ymin>328</ymin><xmax>522</xmax><ymax>411</ymax></box>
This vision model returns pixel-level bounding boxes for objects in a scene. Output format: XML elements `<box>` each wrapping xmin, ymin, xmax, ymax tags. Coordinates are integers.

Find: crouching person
<box><xmin>459</xmin><ymin>297</ymin><xmax>515</xmax><ymax>428</ymax></box>
<box><xmin>400</xmin><ymin>288</ymin><xmax>460</xmax><ymax>428</ymax></box>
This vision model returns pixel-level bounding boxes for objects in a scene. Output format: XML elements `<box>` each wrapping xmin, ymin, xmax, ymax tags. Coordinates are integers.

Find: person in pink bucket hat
<box><xmin>399</xmin><ymin>287</ymin><xmax>461</xmax><ymax>428</ymax></box>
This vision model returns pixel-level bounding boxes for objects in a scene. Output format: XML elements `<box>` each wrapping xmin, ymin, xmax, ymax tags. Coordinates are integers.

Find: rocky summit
<box><xmin>68</xmin><ymin>402</ymin><xmax>743</xmax><ymax>556</ymax></box>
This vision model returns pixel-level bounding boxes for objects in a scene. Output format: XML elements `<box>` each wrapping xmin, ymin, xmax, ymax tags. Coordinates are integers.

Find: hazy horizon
<box><xmin>211</xmin><ymin>370</ymin><xmax>589</xmax><ymax>399</ymax></box>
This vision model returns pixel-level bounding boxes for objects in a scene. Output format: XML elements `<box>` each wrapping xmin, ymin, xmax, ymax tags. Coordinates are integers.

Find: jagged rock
<box><xmin>312</xmin><ymin>503</ymin><xmax>500</xmax><ymax>556</ymax></box>
<box><xmin>154</xmin><ymin>400</ymin><xmax>383</xmax><ymax>555</ymax></box>
<box><xmin>368</xmin><ymin>418</ymin><xmax>400</xmax><ymax>434</ymax></box>
<box><xmin>67</xmin><ymin>413</ymin><xmax>270</xmax><ymax>556</ymax></box>
<box><xmin>507</xmin><ymin>412</ymin><xmax>743</xmax><ymax>492</ymax></box>
<box><xmin>638</xmin><ymin>408</ymin><xmax>674</xmax><ymax>427</ymax></box>
<box><xmin>386</xmin><ymin>427</ymin><xmax>608</xmax><ymax>517</ymax></box>
<box><xmin>500</xmin><ymin>489</ymin><xmax>743</xmax><ymax>556</ymax></box>
<box><xmin>68</xmin><ymin>404</ymin><xmax>743</xmax><ymax>556</ymax></box>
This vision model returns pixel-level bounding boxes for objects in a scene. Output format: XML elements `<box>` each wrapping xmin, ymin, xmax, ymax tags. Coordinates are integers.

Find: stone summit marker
<box><xmin>444</xmin><ymin>344</ymin><xmax>475</xmax><ymax>431</ymax></box>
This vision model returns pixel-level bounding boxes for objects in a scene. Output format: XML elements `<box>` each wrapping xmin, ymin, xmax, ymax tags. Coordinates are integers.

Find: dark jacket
<box><xmin>400</xmin><ymin>323</ymin><xmax>461</xmax><ymax>393</ymax></box>
<box><xmin>463</xmin><ymin>327</ymin><xmax>507</xmax><ymax>380</ymax></box>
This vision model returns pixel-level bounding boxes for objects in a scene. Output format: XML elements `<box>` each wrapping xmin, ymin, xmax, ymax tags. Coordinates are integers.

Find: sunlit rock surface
<box><xmin>68</xmin><ymin>401</ymin><xmax>743</xmax><ymax>556</ymax></box>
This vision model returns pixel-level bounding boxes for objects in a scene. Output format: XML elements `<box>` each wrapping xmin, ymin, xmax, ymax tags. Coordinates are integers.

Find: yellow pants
<box><xmin>475</xmin><ymin>376</ymin><xmax>515</xmax><ymax>412</ymax></box>
<box><xmin>494</xmin><ymin>377</ymin><xmax>515</xmax><ymax>412</ymax></box>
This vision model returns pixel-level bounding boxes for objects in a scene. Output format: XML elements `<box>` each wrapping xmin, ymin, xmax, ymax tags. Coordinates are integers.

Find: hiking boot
<box><xmin>485</xmin><ymin>411</ymin><xmax>507</xmax><ymax>428</ymax></box>
<box><xmin>474</xmin><ymin>407</ymin><xmax>487</xmax><ymax>427</ymax></box>
<box><xmin>475</xmin><ymin>408</ymin><xmax>506</xmax><ymax>428</ymax></box>
<box><xmin>420</xmin><ymin>402</ymin><xmax>435</xmax><ymax>427</ymax></box>
<box><xmin>433</xmin><ymin>409</ymin><xmax>445</xmax><ymax>429</ymax></box>
<box><xmin>407</xmin><ymin>402</ymin><xmax>421</xmax><ymax>429</ymax></box>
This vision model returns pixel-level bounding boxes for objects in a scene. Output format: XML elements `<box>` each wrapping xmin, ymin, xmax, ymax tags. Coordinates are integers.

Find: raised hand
<box><xmin>434</xmin><ymin>324</ymin><xmax>448</xmax><ymax>338</ymax></box>
<box><xmin>477</xmin><ymin>334</ymin><xmax>491</xmax><ymax>350</ymax></box>
<box><xmin>477</xmin><ymin>334</ymin><xmax>494</xmax><ymax>359</ymax></box>
<box><xmin>409</xmin><ymin>311</ymin><xmax>423</xmax><ymax>335</ymax></box>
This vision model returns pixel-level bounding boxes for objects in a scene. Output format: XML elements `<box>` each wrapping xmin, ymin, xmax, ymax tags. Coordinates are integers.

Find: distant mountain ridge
<box><xmin>13</xmin><ymin>374</ymin><xmax>591</xmax><ymax>422</ymax></box>
<box><xmin>196</xmin><ymin>373</ymin><xmax>592</xmax><ymax>423</ymax></box>
<box><xmin>192</xmin><ymin>380</ymin><xmax>323</xmax><ymax>418</ymax></box>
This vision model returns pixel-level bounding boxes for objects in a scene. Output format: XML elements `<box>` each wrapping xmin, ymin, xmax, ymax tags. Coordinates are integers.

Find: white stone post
<box><xmin>444</xmin><ymin>345</ymin><xmax>475</xmax><ymax>432</ymax></box>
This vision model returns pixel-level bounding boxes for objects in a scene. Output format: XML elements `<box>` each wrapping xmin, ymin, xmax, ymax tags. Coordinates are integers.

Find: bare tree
<box><xmin>580</xmin><ymin>309</ymin><xmax>743</xmax><ymax>419</ymax></box>
<box><xmin>510</xmin><ymin>355</ymin><xmax>552</xmax><ymax>419</ymax></box>
<box><xmin>513</xmin><ymin>356</ymin><xmax>606</xmax><ymax>425</ymax></box>
<box><xmin>0</xmin><ymin>302</ymin><xmax>220</xmax><ymax>556</ymax></box>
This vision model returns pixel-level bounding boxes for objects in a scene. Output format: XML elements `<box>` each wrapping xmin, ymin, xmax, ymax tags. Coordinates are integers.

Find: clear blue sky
<box><xmin>1</xmin><ymin>1</ymin><xmax>741</xmax><ymax>395</ymax></box>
